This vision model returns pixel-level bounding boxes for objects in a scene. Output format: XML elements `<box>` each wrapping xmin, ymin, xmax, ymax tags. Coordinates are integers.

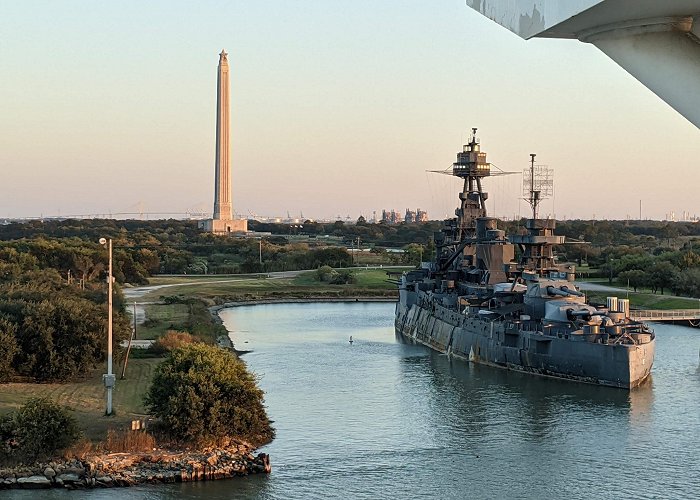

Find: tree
<box><xmin>671</xmin><ymin>268</ymin><xmax>700</xmax><ymax>297</ymax></box>
<box><xmin>678</xmin><ymin>250</ymin><xmax>700</xmax><ymax>270</ymax></box>
<box><xmin>4</xmin><ymin>398</ymin><xmax>81</xmax><ymax>463</ymax></box>
<box><xmin>404</xmin><ymin>243</ymin><xmax>425</xmax><ymax>265</ymax></box>
<box><xmin>617</xmin><ymin>269</ymin><xmax>647</xmax><ymax>292</ymax></box>
<box><xmin>145</xmin><ymin>344</ymin><xmax>274</xmax><ymax>445</ymax></box>
<box><xmin>0</xmin><ymin>317</ymin><xmax>18</xmax><ymax>382</ymax></box>
<box><xmin>648</xmin><ymin>261</ymin><xmax>679</xmax><ymax>295</ymax></box>
<box><xmin>10</xmin><ymin>296</ymin><xmax>130</xmax><ymax>381</ymax></box>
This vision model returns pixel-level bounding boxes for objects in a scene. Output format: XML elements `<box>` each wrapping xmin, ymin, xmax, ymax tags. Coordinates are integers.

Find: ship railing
<box><xmin>630</xmin><ymin>309</ymin><xmax>700</xmax><ymax>321</ymax></box>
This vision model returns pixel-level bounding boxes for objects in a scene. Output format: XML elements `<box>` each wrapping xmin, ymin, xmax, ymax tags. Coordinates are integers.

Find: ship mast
<box><xmin>523</xmin><ymin>153</ymin><xmax>553</xmax><ymax>221</ymax></box>
<box><xmin>511</xmin><ymin>155</ymin><xmax>561</xmax><ymax>276</ymax></box>
<box><xmin>452</xmin><ymin>128</ymin><xmax>490</xmax><ymax>242</ymax></box>
<box><xmin>527</xmin><ymin>154</ymin><xmax>540</xmax><ymax>219</ymax></box>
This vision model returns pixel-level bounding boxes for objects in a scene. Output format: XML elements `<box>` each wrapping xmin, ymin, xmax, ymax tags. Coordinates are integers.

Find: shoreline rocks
<box><xmin>0</xmin><ymin>444</ymin><xmax>271</xmax><ymax>490</ymax></box>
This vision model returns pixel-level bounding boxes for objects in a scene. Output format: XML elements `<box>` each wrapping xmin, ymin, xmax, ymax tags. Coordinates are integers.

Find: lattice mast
<box><xmin>511</xmin><ymin>154</ymin><xmax>561</xmax><ymax>276</ymax></box>
<box><xmin>523</xmin><ymin>154</ymin><xmax>553</xmax><ymax>220</ymax></box>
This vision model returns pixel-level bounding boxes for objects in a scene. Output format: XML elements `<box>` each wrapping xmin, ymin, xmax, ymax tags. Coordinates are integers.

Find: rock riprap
<box><xmin>0</xmin><ymin>443</ymin><xmax>271</xmax><ymax>489</ymax></box>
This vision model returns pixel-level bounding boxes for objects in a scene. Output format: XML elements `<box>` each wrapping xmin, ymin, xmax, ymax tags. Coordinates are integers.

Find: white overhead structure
<box><xmin>466</xmin><ymin>1</ymin><xmax>700</xmax><ymax>128</ymax></box>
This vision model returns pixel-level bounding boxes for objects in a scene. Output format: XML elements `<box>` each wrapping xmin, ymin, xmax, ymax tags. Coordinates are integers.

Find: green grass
<box><xmin>585</xmin><ymin>290</ymin><xmax>700</xmax><ymax>309</ymax></box>
<box><xmin>141</xmin><ymin>268</ymin><xmax>404</xmax><ymax>302</ymax></box>
<box><xmin>0</xmin><ymin>358</ymin><xmax>161</xmax><ymax>441</ymax></box>
<box><xmin>354</xmin><ymin>268</ymin><xmax>404</xmax><ymax>288</ymax></box>
<box><xmin>0</xmin><ymin>269</ymin><xmax>404</xmax><ymax>447</ymax></box>
<box><xmin>144</xmin><ymin>278</ymin><xmax>292</xmax><ymax>302</ymax></box>
<box><xmin>137</xmin><ymin>303</ymin><xmax>190</xmax><ymax>339</ymax></box>
<box><xmin>146</xmin><ymin>274</ymin><xmax>267</xmax><ymax>286</ymax></box>
<box><xmin>291</xmin><ymin>268</ymin><xmax>401</xmax><ymax>289</ymax></box>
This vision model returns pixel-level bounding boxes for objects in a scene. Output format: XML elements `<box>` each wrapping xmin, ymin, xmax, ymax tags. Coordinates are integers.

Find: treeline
<box><xmin>583</xmin><ymin>243</ymin><xmax>700</xmax><ymax>296</ymax></box>
<box><xmin>4</xmin><ymin>217</ymin><xmax>700</xmax><ymax>285</ymax></box>
<box><xmin>0</xmin><ymin>245</ymin><xmax>132</xmax><ymax>382</ymax></box>
<box><xmin>483</xmin><ymin>218</ymin><xmax>700</xmax><ymax>298</ymax></box>
<box><xmin>249</xmin><ymin>219</ymin><xmax>440</xmax><ymax>247</ymax></box>
<box><xmin>0</xmin><ymin>220</ymin><xmax>357</xmax><ymax>276</ymax></box>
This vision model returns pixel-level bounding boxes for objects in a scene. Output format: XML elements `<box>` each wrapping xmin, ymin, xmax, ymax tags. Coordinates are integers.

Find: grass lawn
<box><xmin>146</xmin><ymin>274</ymin><xmax>267</xmax><ymax>286</ymax></box>
<box><xmin>0</xmin><ymin>358</ymin><xmax>161</xmax><ymax>441</ymax></box>
<box><xmin>140</xmin><ymin>268</ymin><xmax>405</xmax><ymax>302</ymax></box>
<box><xmin>142</xmin><ymin>277</ymin><xmax>292</xmax><ymax>302</ymax></box>
<box><xmin>585</xmin><ymin>290</ymin><xmax>700</xmax><ymax>309</ymax></box>
<box><xmin>137</xmin><ymin>303</ymin><xmax>191</xmax><ymax>340</ymax></box>
<box><xmin>291</xmin><ymin>268</ymin><xmax>402</xmax><ymax>289</ymax></box>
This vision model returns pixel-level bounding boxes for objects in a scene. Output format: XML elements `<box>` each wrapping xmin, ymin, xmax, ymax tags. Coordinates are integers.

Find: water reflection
<box><xmin>14</xmin><ymin>303</ymin><xmax>695</xmax><ymax>500</ymax></box>
<box><xmin>398</xmin><ymin>330</ymin><xmax>657</xmax><ymax>431</ymax></box>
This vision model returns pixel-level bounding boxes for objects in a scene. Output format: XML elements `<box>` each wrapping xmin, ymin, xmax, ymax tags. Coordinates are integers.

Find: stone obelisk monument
<box><xmin>200</xmin><ymin>50</ymin><xmax>247</xmax><ymax>234</ymax></box>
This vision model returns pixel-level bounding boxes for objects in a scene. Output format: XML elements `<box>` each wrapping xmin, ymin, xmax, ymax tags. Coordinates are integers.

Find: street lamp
<box><xmin>99</xmin><ymin>237</ymin><xmax>115</xmax><ymax>416</ymax></box>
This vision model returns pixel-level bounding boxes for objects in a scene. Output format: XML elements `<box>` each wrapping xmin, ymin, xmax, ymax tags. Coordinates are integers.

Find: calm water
<box><xmin>11</xmin><ymin>303</ymin><xmax>700</xmax><ymax>499</ymax></box>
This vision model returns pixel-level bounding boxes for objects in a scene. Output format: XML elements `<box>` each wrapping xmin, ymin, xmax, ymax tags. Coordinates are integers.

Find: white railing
<box><xmin>630</xmin><ymin>309</ymin><xmax>700</xmax><ymax>321</ymax></box>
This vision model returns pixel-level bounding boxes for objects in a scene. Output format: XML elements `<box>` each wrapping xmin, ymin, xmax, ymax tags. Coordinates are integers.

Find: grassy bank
<box><xmin>0</xmin><ymin>358</ymin><xmax>159</xmax><ymax>442</ymax></box>
<box><xmin>141</xmin><ymin>268</ymin><xmax>403</xmax><ymax>303</ymax></box>
<box><xmin>133</xmin><ymin>268</ymin><xmax>402</xmax><ymax>341</ymax></box>
<box><xmin>1</xmin><ymin>268</ymin><xmax>404</xmax><ymax>446</ymax></box>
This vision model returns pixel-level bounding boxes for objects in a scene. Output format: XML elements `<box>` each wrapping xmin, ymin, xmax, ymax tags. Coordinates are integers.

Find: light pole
<box><xmin>99</xmin><ymin>237</ymin><xmax>115</xmax><ymax>416</ymax></box>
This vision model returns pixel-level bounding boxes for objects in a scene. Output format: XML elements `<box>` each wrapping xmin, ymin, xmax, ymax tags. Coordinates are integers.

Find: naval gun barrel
<box><xmin>560</xmin><ymin>286</ymin><xmax>584</xmax><ymax>297</ymax></box>
<box><xmin>566</xmin><ymin>309</ymin><xmax>605</xmax><ymax>322</ymax></box>
<box><xmin>547</xmin><ymin>285</ymin><xmax>584</xmax><ymax>297</ymax></box>
<box><xmin>547</xmin><ymin>286</ymin><xmax>569</xmax><ymax>297</ymax></box>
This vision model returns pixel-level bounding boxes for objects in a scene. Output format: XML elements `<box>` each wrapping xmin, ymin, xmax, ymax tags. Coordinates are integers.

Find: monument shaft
<box><xmin>214</xmin><ymin>50</ymin><xmax>232</xmax><ymax>220</ymax></box>
<box><xmin>200</xmin><ymin>50</ymin><xmax>247</xmax><ymax>234</ymax></box>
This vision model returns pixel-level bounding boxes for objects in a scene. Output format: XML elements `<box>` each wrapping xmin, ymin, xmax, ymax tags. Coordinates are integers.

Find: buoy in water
<box><xmin>349</xmin><ymin>336</ymin><xmax>354</xmax><ymax>345</ymax></box>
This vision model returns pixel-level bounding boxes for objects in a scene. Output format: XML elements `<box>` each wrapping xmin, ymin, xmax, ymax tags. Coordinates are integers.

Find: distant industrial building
<box><xmin>404</xmin><ymin>208</ymin><xmax>428</xmax><ymax>223</ymax></box>
<box><xmin>381</xmin><ymin>209</ymin><xmax>402</xmax><ymax>224</ymax></box>
<box><xmin>381</xmin><ymin>208</ymin><xmax>428</xmax><ymax>224</ymax></box>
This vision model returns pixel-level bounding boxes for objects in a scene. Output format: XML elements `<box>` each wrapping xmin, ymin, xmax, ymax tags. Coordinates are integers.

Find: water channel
<box><xmin>12</xmin><ymin>302</ymin><xmax>700</xmax><ymax>499</ymax></box>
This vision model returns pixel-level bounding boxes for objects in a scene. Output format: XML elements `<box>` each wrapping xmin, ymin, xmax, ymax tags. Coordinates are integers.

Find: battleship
<box><xmin>395</xmin><ymin>130</ymin><xmax>655</xmax><ymax>389</ymax></box>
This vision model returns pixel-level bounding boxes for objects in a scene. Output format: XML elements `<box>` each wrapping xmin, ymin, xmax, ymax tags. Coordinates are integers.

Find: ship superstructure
<box><xmin>396</xmin><ymin>130</ymin><xmax>655</xmax><ymax>388</ymax></box>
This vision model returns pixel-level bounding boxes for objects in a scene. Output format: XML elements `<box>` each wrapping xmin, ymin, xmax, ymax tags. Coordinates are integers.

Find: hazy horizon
<box><xmin>2</xmin><ymin>1</ymin><xmax>699</xmax><ymax>222</ymax></box>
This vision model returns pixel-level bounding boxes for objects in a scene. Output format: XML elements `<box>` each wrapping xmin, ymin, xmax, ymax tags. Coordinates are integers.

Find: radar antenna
<box><xmin>523</xmin><ymin>154</ymin><xmax>553</xmax><ymax>219</ymax></box>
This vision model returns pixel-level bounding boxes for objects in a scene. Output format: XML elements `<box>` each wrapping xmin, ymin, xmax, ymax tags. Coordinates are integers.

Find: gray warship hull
<box><xmin>395</xmin><ymin>301</ymin><xmax>654</xmax><ymax>389</ymax></box>
<box><xmin>397</xmin><ymin>129</ymin><xmax>655</xmax><ymax>389</ymax></box>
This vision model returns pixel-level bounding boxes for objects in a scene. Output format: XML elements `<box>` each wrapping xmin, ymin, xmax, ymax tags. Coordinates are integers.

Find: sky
<box><xmin>1</xmin><ymin>0</ymin><xmax>699</xmax><ymax>222</ymax></box>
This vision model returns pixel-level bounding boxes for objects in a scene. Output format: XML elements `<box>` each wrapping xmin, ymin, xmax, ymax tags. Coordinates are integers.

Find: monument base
<box><xmin>199</xmin><ymin>219</ymin><xmax>248</xmax><ymax>235</ymax></box>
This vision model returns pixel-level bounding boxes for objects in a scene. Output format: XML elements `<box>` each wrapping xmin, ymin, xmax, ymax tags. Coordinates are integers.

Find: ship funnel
<box><xmin>618</xmin><ymin>299</ymin><xmax>630</xmax><ymax>319</ymax></box>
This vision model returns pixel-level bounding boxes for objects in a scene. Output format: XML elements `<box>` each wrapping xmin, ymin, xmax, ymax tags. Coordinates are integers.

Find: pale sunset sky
<box><xmin>1</xmin><ymin>1</ymin><xmax>699</xmax><ymax>221</ymax></box>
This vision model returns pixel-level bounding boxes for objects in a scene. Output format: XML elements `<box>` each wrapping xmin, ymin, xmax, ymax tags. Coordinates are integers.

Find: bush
<box><xmin>315</xmin><ymin>266</ymin><xmax>355</xmax><ymax>285</ymax></box>
<box><xmin>145</xmin><ymin>344</ymin><xmax>274</xmax><ymax>446</ymax></box>
<box><xmin>316</xmin><ymin>265</ymin><xmax>335</xmax><ymax>282</ymax></box>
<box><xmin>1</xmin><ymin>398</ymin><xmax>81</xmax><ymax>463</ymax></box>
<box><xmin>148</xmin><ymin>330</ymin><xmax>199</xmax><ymax>356</ymax></box>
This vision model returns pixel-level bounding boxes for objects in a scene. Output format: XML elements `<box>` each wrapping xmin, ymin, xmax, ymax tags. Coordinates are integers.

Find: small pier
<box><xmin>630</xmin><ymin>309</ymin><xmax>700</xmax><ymax>323</ymax></box>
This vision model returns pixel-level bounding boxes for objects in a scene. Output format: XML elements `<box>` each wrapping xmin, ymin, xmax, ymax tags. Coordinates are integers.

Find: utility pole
<box><xmin>121</xmin><ymin>302</ymin><xmax>136</xmax><ymax>380</ymax></box>
<box><xmin>100</xmin><ymin>238</ymin><xmax>115</xmax><ymax>415</ymax></box>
